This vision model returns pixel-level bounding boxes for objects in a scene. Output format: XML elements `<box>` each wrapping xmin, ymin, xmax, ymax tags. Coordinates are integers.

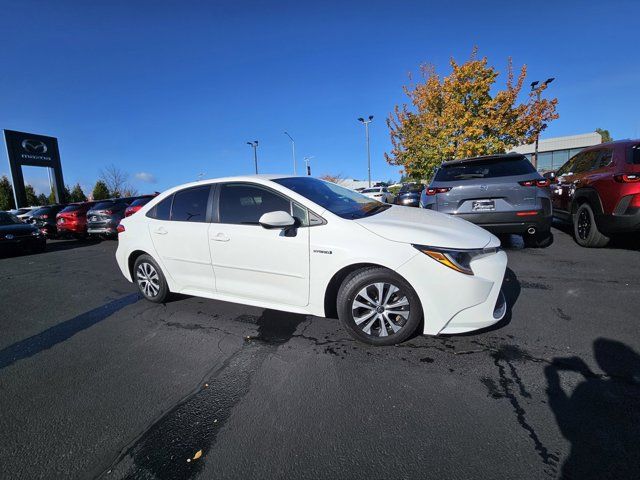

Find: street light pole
<box><xmin>530</xmin><ymin>78</ymin><xmax>554</xmax><ymax>169</ymax></box>
<box><xmin>284</xmin><ymin>131</ymin><xmax>296</xmax><ymax>175</ymax></box>
<box><xmin>358</xmin><ymin>116</ymin><xmax>374</xmax><ymax>187</ymax></box>
<box><xmin>247</xmin><ymin>140</ymin><xmax>259</xmax><ymax>174</ymax></box>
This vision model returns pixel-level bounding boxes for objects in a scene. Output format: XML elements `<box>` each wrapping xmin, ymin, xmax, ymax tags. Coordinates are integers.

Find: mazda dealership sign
<box><xmin>3</xmin><ymin>129</ymin><xmax>65</xmax><ymax>207</ymax></box>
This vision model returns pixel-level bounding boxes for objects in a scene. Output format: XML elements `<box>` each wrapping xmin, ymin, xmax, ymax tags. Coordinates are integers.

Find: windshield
<box><xmin>273</xmin><ymin>177</ymin><xmax>391</xmax><ymax>219</ymax></box>
<box><xmin>435</xmin><ymin>157</ymin><xmax>536</xmax><ymax>181</ymax></box>
<box><xmin>0</xmin><ymin>212</ymin><xmax>21</xmax><ymax>226</ymax></box>
<box><xmin>361</xmin><ymin>188</ymin><xmax>381</xmax><ymax>193</ymax></box>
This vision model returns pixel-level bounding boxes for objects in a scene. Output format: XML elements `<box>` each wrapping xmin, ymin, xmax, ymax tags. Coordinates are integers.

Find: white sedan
<box><xmin>116</xmin><ymin>175</ymin><xmax>507</xmax><ymax>345</ymax></box>
<box><xmin>361</xmin><ymin>187</ymin><xmax>394</xmax><ymax>203</ymax></box>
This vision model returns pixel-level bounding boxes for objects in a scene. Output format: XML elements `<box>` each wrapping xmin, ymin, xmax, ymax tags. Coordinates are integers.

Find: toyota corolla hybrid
<box><xmin>116</xmin><ymin>176</ymin><xmax>507</xmax><ymax>345</ymax></box>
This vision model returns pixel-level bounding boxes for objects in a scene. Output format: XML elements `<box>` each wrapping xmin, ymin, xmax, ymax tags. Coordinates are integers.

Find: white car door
<box><xmin>148</xmin><ymin>185</ymin><xmax>216</xmax><ymax>294</ymax></box>
<box><xmin>208</xmin><ymin>182</ymin><xmax>310</xmax><ymax>307</ymax></box>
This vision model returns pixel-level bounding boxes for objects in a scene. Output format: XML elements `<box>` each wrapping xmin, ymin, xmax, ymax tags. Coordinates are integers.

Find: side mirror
<box><xmin>258</xmin><ymin>211</ymin><xmax>296</xmax><ymax>229</ymax></box>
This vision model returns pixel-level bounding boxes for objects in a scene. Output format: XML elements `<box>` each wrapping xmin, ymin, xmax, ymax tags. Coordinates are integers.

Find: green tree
<box><xmin>68</xmin><ymin>183</ymin><xmax>87</xmax><ymax>203</ymax></box>
<box><xmin>0</xmin><ymin>175</ymin><xmax>16</xmax><ymax>211</ymax></box>
<box><xmin>596</xmin><ymin>128</ymin><xmax>612</xmax><ymax>143</ymax></box>
<box><xmin>25</xmin><ymin>185</ymin><xmax>39</xmax><ymax>206</ymax></box>
<box><xmin>386</xmin><ymin>48</ymin><xmax>559</xmax><ymax>178</ymax></box>
<box><xmin>49</xmin><ymin>185</ymin><xmax>71</xmax><ymax>204</ymax></box>
<box><xmin>92</xmin><ymin>180</ymin><xmax>110</xmax><ymax>200</ymax></box>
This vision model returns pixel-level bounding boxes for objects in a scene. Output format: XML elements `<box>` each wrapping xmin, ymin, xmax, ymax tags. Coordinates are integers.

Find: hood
<box><xmin>355</xmin><ymin>205</ymin><xmax>497</xmax><ymax>249</ymax></box>
<box><xmin>0</xmin><ymin>223</ymin><xmax>38</xmax><ymax>235</ymax></box>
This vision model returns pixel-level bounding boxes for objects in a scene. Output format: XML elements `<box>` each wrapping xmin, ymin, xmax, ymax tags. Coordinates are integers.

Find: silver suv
<box><xmin>420</xmin><ymin>153</ymin><xmax>553</xmax><ymax>247</ymax></box>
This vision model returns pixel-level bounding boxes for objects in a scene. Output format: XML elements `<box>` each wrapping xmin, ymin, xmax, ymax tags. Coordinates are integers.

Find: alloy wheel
<box><xmin>577</xmin><ymin>209</ymin><xmax>591</xmax><ymax>240</ymax></box>
<box><xmin>137</xmin><ymin>262</ymin><xmax>160</xmax><ymax>298</ymax></box>
<box><xmin>351</xmin><ymin>282</ymin><xmax>410</xmax><ymax>337</ymax></box>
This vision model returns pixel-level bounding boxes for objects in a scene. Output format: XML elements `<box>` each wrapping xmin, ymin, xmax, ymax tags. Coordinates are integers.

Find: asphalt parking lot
<box><xmin>1</xmin><ymin>226</ymin><xmax>639</xmax><ymax>480</ymax></box>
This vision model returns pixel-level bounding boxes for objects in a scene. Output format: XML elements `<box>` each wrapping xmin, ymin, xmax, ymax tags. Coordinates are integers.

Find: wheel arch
<box><xmin>571</xmin><ymin>188</ymin><xmax>604</xmax><ymax>215</ymax></box>
<box><xmin>323</xmin><ymin>262</ymin><xmax>409</xmax><ymax>319</ymax></box>
<box><xmin>128</xmin><ymin>249</ymin><xmax>150</xmax><ymax>279</ymax></box>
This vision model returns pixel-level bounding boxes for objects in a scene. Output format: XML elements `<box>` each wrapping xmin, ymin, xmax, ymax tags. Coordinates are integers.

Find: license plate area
<box><xmin>472</xmin><ymin>200</ymin><xmax>495</xmax><ymax>212</ymax></box>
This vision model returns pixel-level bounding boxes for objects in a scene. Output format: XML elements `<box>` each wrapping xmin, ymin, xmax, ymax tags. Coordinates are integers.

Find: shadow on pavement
<box><xmin>0</xmin><ymin>293</ymin><xmax>140</xmax><ymax>370</ymax></box>
<box><xmin>552</xmin><ymin>220</ymin><xmax>640</xmax><ymax>251</ymax></box>
<box><xmin>545</xmin><ymin>338</ymin><xmax>640</xmax><ymax>479</ymax></box>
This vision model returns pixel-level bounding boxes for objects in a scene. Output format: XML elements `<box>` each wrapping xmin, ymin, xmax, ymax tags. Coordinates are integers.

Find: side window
<box><xmin>593</xmin><ymin>149</ymin><xmax>613</xmax><ymax>170</ymax></box>
<box><xmin>147</xmin><ymin>195</ymin><xmax>173</xmax><ymax>220</ymax></box>
<box><xmin>292</xmin><ymin>202</ymin><xmax>309</xmax><ymax>226</ymax></box>
<box><xmin>171</xmin><ymin>186</ymin><xmax>210</xmax><ymax>222</ymax></box>
<box><xmin>218</xmin><ymin>184</ymin><xmax>291</xmax><ymax>225</ymax></box>
<box><xmin>556</xmin><ymin>155</ymin><xmax>577</xmax><ymax>176</ymax></box>
<box><xmin>573</xmin><ymin>150</ymin><xmax>599</xmax><ymax>173</ymax></box>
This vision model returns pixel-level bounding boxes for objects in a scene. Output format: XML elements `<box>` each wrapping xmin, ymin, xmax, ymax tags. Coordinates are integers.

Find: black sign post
<box><xmin>3</xmin><ymin>129</ymin><xmax>65</xmax><ymax>208</ymax></box>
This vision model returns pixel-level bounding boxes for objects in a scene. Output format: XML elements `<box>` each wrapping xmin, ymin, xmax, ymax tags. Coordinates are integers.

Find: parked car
<box><xmin>87</xmin><ymin>196</ymin><xmax>154</xmax><ymax>238</ymax></box>
<box><xmin>548</xmin><ymin>140</ymin><xmax>640</xmax><ymax>247</ymax></box>
<box><xmin>116</xmin><ymin>175</ymin><xmax>507</xmax><ymax>346</ymax></box>
<box><xmin>124</xmin><ymin>196</ymin><xmax>155</xmax><ymax>217</ymax></box>
<box><xmin>16</xmin><ymin>206</ymin><xmax>43</xmax><ymax>222</ymax></box>
<box><xmin>394</xmin><ymin>183</ymin><xmax>424</xmax><ymax>207</ymax></box>
<box><xmin>28</xmin><ymin>204</ymin><xmax>68</xmax><ymax>238</ymax></box>
<box><xmin>56</xmin><ymin>202</ymin><xmax>96</xmax><ymax>239</ymax></box>
<box><xmin>0</xmin><ymin>211</ymin><xmax>46</xmax><ymax>254</ymax></box>
<box><xmin>8</xmin><ymin>207</ymin><xmax>34</xmax><ymax>217</ymax></box>
<box><xmin>421</xmin><ymin>153</ymin><xmax>553</xmax><ymax>248</ymax></box>
<box><xmin>86</xmin><ymin>199</ymin><xmax>132</xmax><ymax>238</ymax></box>
<box><xmin>361</xmin><ymin>187</ymin><xmax>394</xmax><ymax>203</ymax></box>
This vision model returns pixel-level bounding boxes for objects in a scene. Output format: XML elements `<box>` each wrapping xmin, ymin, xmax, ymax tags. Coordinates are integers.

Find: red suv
<box><xmin>56</xmin><ymin>201</ymin><xmax>96</xmax><ymax>239</ymax></box>
<box><xmin>549</xmin><ymin>140</ymin><xmax>640</xmax><ymax>247</ymax></box>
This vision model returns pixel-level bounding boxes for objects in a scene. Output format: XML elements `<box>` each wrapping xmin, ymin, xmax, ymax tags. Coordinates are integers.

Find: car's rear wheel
<box><xmin>573</xmin><ymin>203</ymin><xmax>609</xmax><ymax>247</ymax></box>
<box><xmin>337</xmin><ymin>267</ymin><xmax>422</xmax><ymax>346</ymax></box>
<box><xmin>134</xmin><ymin>254</ymin><xmax>169</xmax><ymax>303</ymax></box>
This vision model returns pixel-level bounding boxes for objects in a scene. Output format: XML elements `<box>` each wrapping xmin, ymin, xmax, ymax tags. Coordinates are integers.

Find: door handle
<box><xmin>153</xmin><ymin>227</ymin><xmax>168</xmax><ymax>235</ymax></box>
<box><xmin>211</xmin><ymin>232</ymin><xmax>229</xmax><ymax>242</ymax></box>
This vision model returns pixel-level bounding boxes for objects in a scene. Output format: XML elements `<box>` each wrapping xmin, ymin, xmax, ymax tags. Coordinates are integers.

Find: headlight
<box><xmin>412</xmin><ymin>245</ymin><xmax>498</xmax><ymax>275</ymax></box>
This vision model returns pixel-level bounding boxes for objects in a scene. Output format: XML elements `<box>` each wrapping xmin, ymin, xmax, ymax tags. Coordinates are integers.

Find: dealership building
<box><xmin>510</xmin><ymin>132</ymin><xmax>602</xmax><ymax>172</ymax></box>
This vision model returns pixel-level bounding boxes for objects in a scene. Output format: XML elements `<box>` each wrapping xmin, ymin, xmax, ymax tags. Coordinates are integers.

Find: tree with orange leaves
<box><xmin>386</xmin><ymin>49</ymin><xmax>558</xmax><ymax>179</ymax></box>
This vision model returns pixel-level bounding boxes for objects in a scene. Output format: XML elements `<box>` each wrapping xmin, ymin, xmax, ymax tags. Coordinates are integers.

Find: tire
<box><xmin>133</xmin><ymin>254</ymin><xmax>169</xmax><ymax>303</ymax></box>
<box><xmin>524</xmin><ymin>230</ymin><xmax>554</xmax><ymax>248</ymax></box>
<box><xmin>573</xmin><ymin>203</ymin><xmax>609</xmax><ymax>247</ymax></box>
<box><xmin>337</xmin><ymin>267</ymin><xmax>422</xmax><ymax>346</ymax></box>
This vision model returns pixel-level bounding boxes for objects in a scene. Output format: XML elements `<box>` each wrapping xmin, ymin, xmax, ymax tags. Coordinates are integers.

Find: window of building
<box><xmin>537</xmin><ymin>152</ymin><xmax>554</xmax><ymax>171</ymax></box>
<box><xmin>552</xmin><ymin>150</ymin><xmax>570</xmax><ymax>170</ymax></box>
<box><xmin>171</xmin><ymin>186</ymin><xmax>210</xmax><ymax>222</ymax></box>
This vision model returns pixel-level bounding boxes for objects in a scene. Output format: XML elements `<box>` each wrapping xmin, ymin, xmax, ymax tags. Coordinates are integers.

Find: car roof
<box><xmin>441</xmin><ymin>153</ymin><xmax>526</xmax><ymax>167</ymax></box>
<box><xmin>583</xmin><ymin>139</ymin><xmax>640</xmax><ymax>149</ymax></box>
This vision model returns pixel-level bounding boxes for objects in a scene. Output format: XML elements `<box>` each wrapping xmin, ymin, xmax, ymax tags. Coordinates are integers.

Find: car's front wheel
<box><xmin>133</xmin><ymin>254</ymin><xmax>169</xmax><ymax>303</ymax></box>
<box><xmin>337</xmin><ymin>267</ymin><xmax>422</xmax><ymax>345</ymax></box>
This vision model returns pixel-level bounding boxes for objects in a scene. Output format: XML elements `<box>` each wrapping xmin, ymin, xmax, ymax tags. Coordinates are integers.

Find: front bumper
<box><xmin>397</xmin><ymin>249</ymin><xmax>508</xmax><ymax>335</ymax></box>
<box><xmin>0</xmin><ymin>235</ymin><xmax>45</xmax><ymax>252</ymax></box>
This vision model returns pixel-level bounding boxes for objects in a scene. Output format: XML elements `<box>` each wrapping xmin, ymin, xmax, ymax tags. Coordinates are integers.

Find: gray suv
<box><xmin>420</xmin><ymin>153</ymin><xmax>553</xmax><ymax>247</ymax></box>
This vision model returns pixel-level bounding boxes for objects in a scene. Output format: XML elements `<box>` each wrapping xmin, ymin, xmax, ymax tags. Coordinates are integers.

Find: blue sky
<box><xmin>2</xmin><ymin>0</ymin><xmax>639</xmax><ymax>195</ymax></box>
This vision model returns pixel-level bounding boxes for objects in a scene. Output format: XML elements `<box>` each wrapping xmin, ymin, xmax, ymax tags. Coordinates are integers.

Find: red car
<box><xmin>56</xmin><ymin>202</ymin><xmax>96</xmax><ymax>239</ymax></box>
<box><xmin>124</xmin><ymin>196</ymin><xmax>156</xmax><ymax>217</ymax></box>
<box><xmin>549</xmin><ymin>139</ymin><xmax>640</xmax><ymax>247</ymax></box>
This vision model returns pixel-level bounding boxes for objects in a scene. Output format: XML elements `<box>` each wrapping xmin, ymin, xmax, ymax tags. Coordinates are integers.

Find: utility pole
<box><xmin>530</xmin><ymin>78</ymin><xmax>554</xmax><ymax>169</ymax></box>
<box><xmin>357</xmin><ymin>116</ymin><xmax>374</xmax><ymax>187</ymax></box>
<box><xmin>247</xmin><ymin>140</ymin><xmax>259</xmax><ymax>174</ymax></box>
<box><xmin>284</xmin><ymin>131</ymin><xmax>296</xmax><ymax>175</ymax></box>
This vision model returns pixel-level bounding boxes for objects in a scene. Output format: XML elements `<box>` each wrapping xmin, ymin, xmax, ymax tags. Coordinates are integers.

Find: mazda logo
<box><xmin>480</xmin><ymin>184</ymin><xmax>488</xmax><ymax>191</ymax></box>
<box><xmin>21</xmin><ymin>139</ymin><xmax>48</xmax><ymax>154</ymax></box>
<box><xmin>5</xmin><ymin>234</ymin><xmax>14</xmax><ymax>240</ymax></box>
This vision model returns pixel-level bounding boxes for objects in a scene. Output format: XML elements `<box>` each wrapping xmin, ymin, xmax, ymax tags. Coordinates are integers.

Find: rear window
<box><xmin>628</xmin><ymin>144</ymin><xmax>640</xmax><ymax>164</ymax></box>
<box><xmin>93</xmin><ymin>201</ymin><xmax>115</xmax><ymax>210</ymax></box>
<box><xmin>362</xmin><ymin>188</ymin><xmax>381</xmax><ymax>193</ymax></box>
<box><xmin>400</xmin><ymin>184</ymin><xmax>423</xmax><ymax>193</ymax></box>
<box><xmin>60</xmin><ymin>205</ymin><xmax>81</xmax><ymax>213</ymax></box>
<box><xmin>435</xmin><ymin>157</ymin><xmax>536</xmax><ymax>181</ymax></box>
<box><xmin>129</xmin><ymin>197</ymin><xmax>152</xmax><ymax>207</ymax></box>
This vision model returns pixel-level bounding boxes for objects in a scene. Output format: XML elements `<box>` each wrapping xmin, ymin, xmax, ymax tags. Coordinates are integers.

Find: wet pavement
<box><xmin>1</xmin><ymin>228</ymin><xmax>639</xmax><ymax>480</ymax></box>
